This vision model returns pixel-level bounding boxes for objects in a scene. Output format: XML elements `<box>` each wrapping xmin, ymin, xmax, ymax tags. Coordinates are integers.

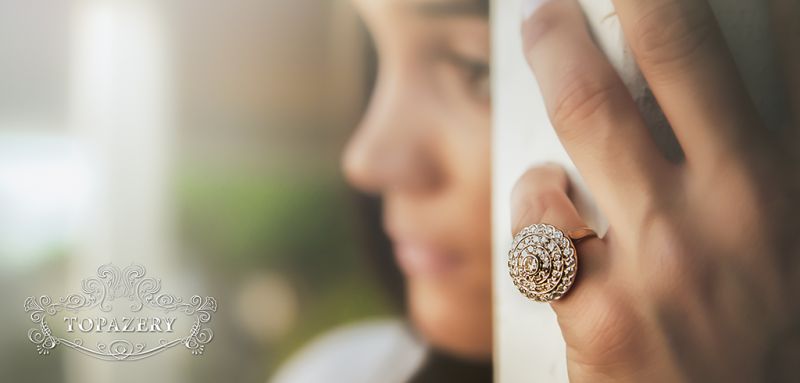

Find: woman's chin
<box><xmin>407</xmin><ymin>282</ymin><xmax>493</xmax><ymax>360</ymax></box>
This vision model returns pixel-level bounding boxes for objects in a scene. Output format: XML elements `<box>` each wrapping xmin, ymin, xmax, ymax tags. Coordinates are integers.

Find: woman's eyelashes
<box><xmin>440</xmin><ymin>50</ymin><xmax>491</xmax><ymax>103</ymax></box>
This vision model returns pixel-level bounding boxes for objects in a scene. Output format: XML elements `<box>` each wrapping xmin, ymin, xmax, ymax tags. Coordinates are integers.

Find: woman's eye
<box><xmin>443</xmin><ymin>52</ymin><xmax>490</xmax><ymax>102</ymax></box>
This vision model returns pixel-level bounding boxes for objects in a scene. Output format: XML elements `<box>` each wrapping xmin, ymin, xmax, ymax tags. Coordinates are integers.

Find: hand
<box><xmin>512</xmin><ymin>0</ymin><xmax>800</xmax><ymax>381</ymax></box>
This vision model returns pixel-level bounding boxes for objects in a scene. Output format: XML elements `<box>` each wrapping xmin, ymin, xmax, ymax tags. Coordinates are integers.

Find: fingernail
<box><xmin>521</xmin><ymin>0</ymin><xmax>549</xmax><ymax>20</ymax></box>
<box><xmin>541</xmin><ymin>161</ymin><xmax>562</xmax><ymax>169</ymax></box>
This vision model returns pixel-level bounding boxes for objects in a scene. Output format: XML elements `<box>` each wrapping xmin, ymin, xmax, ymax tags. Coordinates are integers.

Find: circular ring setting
<box><xmin>508</xmin><ymin>224</ymin><xmax>590</xmax><ymax>302</ymax></box>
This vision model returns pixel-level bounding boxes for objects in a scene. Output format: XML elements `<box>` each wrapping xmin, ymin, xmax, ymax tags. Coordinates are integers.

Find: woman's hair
<box><xmin>410</xmin><ymin>349</ymin><xmax>492</xmax><ymax>383</ymax></box>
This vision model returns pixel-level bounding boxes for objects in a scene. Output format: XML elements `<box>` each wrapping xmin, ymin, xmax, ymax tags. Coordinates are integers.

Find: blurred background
<box><xmin>0</xmin><ymin>0</ymin><xmax>399</xmax><ymax>382</ymax></box>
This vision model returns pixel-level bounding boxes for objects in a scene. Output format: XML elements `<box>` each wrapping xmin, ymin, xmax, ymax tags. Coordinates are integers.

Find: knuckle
<box><xmin>514</xmin><ymin>187</ymin><xmax>565</xmax><ymax>223</ymax></box>
<box><xmin>511</xmin><ymin>168</ymin><xmax>569</xmax><ymax>232</ymax></box>
<box><xmin>631</xmin><ymin>1</ymin><xmax>717</xmax><ymax>75</ymax></box>
<box><xmin>639</xmin><ymin>214</ymin><xmax>709</xmax><ymax>299</ymax></box>
<box><xmin>561</xmin><ymin>290</ymin><xmax>645</xmax><ymax>371</ymax></box>
<box><xmin>510</xmin><ymin>172</ymin><xmax>536</xmax><ymax>207</ymax></box>
<box><xmin>584</xmin><ymin>308</ymin><xmax>639</xmax><ymax>364</ymax></box>
<box><xmin>511</xmin><ymin>166</ymin><xmax>567</xmax><ymax>204</ymax></box>
<box><xmin>532</xmin><ymin>187</ymin><xmax>568</xmax><ymax>215</ymax></box>
<box><xmin>522</xmin><ymin>2</ymin><xmax>566</xmax><ymax>52</ymax></box>
<box><xmin>549</xmin><ymin>73</ymin><xmax>619</xmax><ymax>139</ymax></box>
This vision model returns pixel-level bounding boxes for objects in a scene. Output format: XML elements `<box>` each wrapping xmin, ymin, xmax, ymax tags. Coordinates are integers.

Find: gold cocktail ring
<box><xmin>508</xmin><ymin>223</ymin><xmax>597</xmax><ymax>302</ymax></box>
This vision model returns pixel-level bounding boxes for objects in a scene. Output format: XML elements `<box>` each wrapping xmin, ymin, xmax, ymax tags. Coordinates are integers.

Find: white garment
<box><xmin>271</xmin><ymin>318</ymin><xmax>427</xmax><ymax>383</ymax></box>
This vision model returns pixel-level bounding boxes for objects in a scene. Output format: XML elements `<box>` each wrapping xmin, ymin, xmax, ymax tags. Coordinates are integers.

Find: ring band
<box><xmin>508</xmin><ymin>223</ymin><xmax>596</xmax><ymax>302</ymax></box>
<box><xmin>565</xmin><ymin>227</ymin><xmax>597</xmax><ymax>242</ymax></box>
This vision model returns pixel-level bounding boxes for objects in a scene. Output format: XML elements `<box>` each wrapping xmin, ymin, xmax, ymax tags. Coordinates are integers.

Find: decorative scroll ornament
<box><xmin>24</xmin><ymin>264</ymin><xmax>217</xmax><ymax>361</ymax></box>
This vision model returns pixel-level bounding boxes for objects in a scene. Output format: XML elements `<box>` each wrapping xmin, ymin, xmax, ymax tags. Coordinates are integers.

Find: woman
<box><xmin>512</xmin><ymin>0</ymin><xmax>800</xmax><ymax>381</ymax></box>
<box><xmin>273</xmin><ymin>0</ymin><xmax>493</xmax><ymax>382</ymax></box>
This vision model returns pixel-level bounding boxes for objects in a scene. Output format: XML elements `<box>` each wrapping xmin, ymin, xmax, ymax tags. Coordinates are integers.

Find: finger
<box><xmin>521</xmin><ymin>0</ymin><xmax>676</xmax><ymax>232</ymax></box>
<box><xmin>510</xmin><ymin>165</ymin><xmax>608</xmax><ymax>311</ymax></box>
<box><xmin>769</xmin><ymin>0</ymin><xmax>800</xmax><ymax>138</ymax></box>
<box><xmin>511</xmin><ymin>165</ymin><xmax>604</xmax><ymax>288</ymax></box>
<box><xmin>511</xmin><ymin>165</ymin><xmax>652</xmax><ymax>377</ymax></box>
<box><xmin>610</xmin><ymin>0</ymin><xmax>765</xmax><ymax>170</ymax></box>
<box><xmin>510</xmin><ymin>164</ymin><xmax>570</xmax><ymax>236</ymax></box>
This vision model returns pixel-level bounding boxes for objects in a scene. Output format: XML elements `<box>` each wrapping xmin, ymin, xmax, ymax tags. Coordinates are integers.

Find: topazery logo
<box><xmin>24</xmin><ymin>263</ymin><xmax>217</xmax><ymax>361</ymax></box>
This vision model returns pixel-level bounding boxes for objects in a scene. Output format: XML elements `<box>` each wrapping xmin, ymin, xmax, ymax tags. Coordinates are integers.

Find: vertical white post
<box><xmin>66</xmin><ymin>1</ymin><xmax>180</xmax><ymax>382</ymax></box>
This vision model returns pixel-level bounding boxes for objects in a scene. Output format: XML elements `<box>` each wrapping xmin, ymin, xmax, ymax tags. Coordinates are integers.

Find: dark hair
<box><xmin>410</xmin><ymin>348</ymin><xmax>493</xmax><ymax>383</ymax></box>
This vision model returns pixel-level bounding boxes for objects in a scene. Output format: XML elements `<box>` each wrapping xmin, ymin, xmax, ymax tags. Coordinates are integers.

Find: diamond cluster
<box><xmin>508</xmin><ymin>224</ymin><xmax>577</xmax><ymax>302</ymax></box>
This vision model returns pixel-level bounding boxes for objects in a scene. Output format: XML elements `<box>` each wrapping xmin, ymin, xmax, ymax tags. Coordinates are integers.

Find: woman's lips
<box><xmin>392</xmin><ymin>241</ymin><xmax>461</xmax><ymax>277</ymax></box>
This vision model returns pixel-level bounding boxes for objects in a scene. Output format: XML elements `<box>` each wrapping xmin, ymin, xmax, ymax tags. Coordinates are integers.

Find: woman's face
<box><xmin>344</xmin><ymin>0</ymin><xmax>491</xmax><ymax>359</ymax></box>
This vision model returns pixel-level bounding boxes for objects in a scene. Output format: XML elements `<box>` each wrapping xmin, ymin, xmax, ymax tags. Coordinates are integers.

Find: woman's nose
<box><xmin>342</xmin><ymin>76</ymin><xmax>443</xmax><ymax>195</ymax></box>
